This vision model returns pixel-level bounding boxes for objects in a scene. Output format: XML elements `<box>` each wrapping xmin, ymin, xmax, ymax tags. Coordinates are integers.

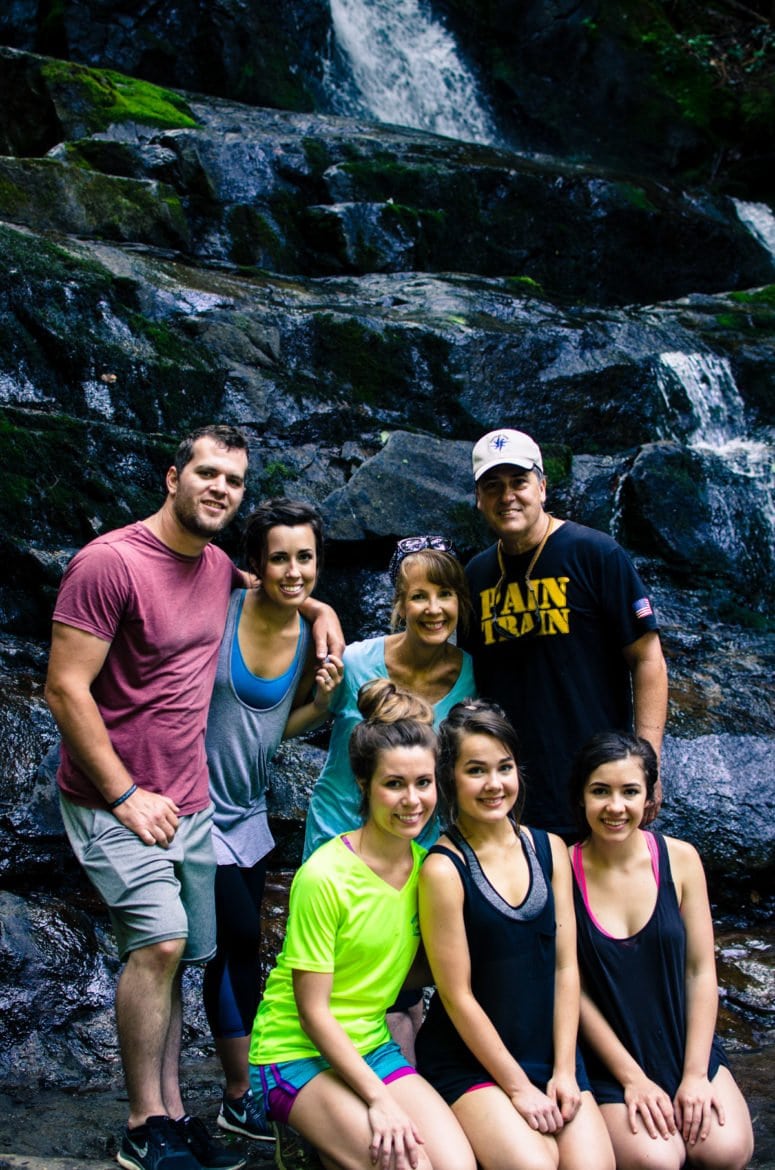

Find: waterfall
<box><xmin>323</xmin><ymin>0</ymin><xmax>499</xmax><ymax>145</ymax></box>
<box><xmin>733</xmin><ymin>198</ymin><xmax>775</xmax><ymax>262</ymax></box>
<box><xmin>656</xmin><ymin>350</ymin><xmax>774</xmax><ymax>559</ymax></box>
<box><xmin>657</xmin><ymin>351</ymin><xmax>746</xmax><ymax>448</ymax></box>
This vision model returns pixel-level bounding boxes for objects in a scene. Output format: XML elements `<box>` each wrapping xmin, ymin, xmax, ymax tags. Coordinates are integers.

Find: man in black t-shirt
<box><xmin>458</xmin><ymin>428</ymin><xmax>668</xmax><ymax>839</ymax></box>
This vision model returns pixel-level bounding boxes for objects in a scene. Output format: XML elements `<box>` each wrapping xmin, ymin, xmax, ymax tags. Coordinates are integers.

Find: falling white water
<box><xmin>733</xmin><ymin>199</ymin><xmax>775</xmax><ymax>262</ymax></box>
<box><xmin>657</xmin><ymin>351</ymin><xmax>746</xmax><ymax>448</ymax></box>
<box><xmin>657</xmin><ymin>350</ymin><xmax>775</xmax><ymax>553</ymax></box>
<box><xmin>323</xmin><ymin>0</ymin><xmax>499</xmax><ymax>144</ymax></box>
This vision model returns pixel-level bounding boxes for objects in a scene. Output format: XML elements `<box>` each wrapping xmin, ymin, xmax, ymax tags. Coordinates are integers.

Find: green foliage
<box><xmin>40</xmin><ymin>59</ymin><xmax>198</xmax><ymax>132</ymax></box>
<box><xmin>715</xmin><ymin>598</ymin><xmax>774</xmax><ymax>632</ymax></box>
<box><xmin>301</xmin><ymin>138</ymin><xmax>331</xmax><ymax>172</ymax></box>
<box><xmin>640</xmin><ymin>3</ymin><xmax>775</xmax><ymax>143</ymax></box>
<box><xmin>639</xmin><ymin>28</ymin><xmax>720</xmax><ymax>130</ymax></box>
<box><xmin>504</xmin><ymin>275</ymin><xmax>544</xmax><ymax>294</ymax></box>
<box><xmin>729</xmin><ymin>285</ymin><xmax>775</xmax><ymax>306</ymax></box>
<box><xmin>260</xmin><ymin>460</ymin><xmax>294</xmax><ymax>497</ymax></box>
<box><xmin>715</xmin><ymin>286</ymin><xmax>775</xmax><ymax>332</ymax></box>
<box><xmin>615</xmin><ymin>183</ymin><xmax>657</xmax><ymax>212</ymax></box>
<box><xmin>542</xmin><ymin>445</ymin><xmax>573</xmax><ymax>486</ymax></box>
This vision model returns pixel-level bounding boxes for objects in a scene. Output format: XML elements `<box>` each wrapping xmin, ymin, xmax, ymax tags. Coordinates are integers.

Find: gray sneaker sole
<box><xmin>217</xmin><ymin>1112</ymin><xmax>276</xmax><ymax>1143</ymax></box>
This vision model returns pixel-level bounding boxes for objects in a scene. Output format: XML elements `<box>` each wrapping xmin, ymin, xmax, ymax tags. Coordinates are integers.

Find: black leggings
<box><xmin>202</xmin><ymin>859</ymin><xmax>267</xmax><ymax>1039</ymax></box>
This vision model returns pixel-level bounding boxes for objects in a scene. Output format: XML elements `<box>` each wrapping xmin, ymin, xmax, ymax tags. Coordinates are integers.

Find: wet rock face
<box><xmin>4</xmin><ymin>0</ymin><xmax>773</xmax><ymax>194</ymax></box>
<box><xmin>0</xmin><ymin>889</ymin><xmax>119</xmax><ymax>1087</ymax></box>
<box><xmin>659</xmin><ymin>735</ymin><xmax>775</xmax><ymax>872</ymax></box>
<box><xmin>1</xmin><ymin>49</ymin><xmax>773</xmax><ymax>305</ymax></box>
<box><xmin>621</xmin><ymin>442</ymin><xmax>775</xmax><ymax>608</ymax></box>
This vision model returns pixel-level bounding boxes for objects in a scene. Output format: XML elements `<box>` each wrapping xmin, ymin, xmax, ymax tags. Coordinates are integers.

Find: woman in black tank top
<box><xmin>417</xmin><ymin>700</ymin><xmax>615</xmax><ymax>1170</ymax></box>
<box><xmin>569</xmin><ymin>730</ymin><xmax>753</xmax><ymax>1170</ymax></box>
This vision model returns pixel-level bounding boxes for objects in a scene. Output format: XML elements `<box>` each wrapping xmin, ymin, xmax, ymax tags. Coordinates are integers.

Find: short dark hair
<box><xmin>173</xmin><ymin>425</ymin><xmax>249</xmax><ymax>477</ymax></box>
<box><xmin>242</xmin><ymin>498</ymin><xmax>324</xmax><ymax>576</ymax></box>
<box><xmin>436</xmin><ymin>699</ymin><xmax>525</xmax><ymax>828</ymax></box>
<box><xmin>569</xmin><ymin>730</ymin><xmax>659</xmax><ymax>836</ymax></box>
<box><xmin>390</xmin><ymin>549</ymin><xmax>473</xmax><ymax>635</ymax></box>
<box><xmin>349</xmin><ymin>679</ymin><xmax>437</xmax><ymax>818</ymax></box>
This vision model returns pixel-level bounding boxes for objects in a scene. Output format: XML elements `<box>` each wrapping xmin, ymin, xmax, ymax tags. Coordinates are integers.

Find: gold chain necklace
<box><xmin>495</xmin><ymin>512</ymin><xmax>555</xmax><ymax>606</ymax></box>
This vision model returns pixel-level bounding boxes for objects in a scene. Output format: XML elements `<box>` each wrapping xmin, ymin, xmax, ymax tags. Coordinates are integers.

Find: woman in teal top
<box><xmin>303</xmin><ymin>537</ymin><xmax>475</xmax><ymax>860</ymax></box>
<box><xmin>250</xmin><ymin>679</ymin><xmax>476</xmax><ymax>1170</ymax></box>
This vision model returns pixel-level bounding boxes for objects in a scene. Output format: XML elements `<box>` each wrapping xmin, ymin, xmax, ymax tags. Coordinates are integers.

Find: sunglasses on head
<box><xmin>388</xmin><ymin>535</ymin><xmax>457</xmax><ymax>587</ymax></box>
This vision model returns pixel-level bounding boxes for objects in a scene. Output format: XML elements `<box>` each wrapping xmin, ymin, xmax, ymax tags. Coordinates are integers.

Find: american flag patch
<box><xmin>633</xmin><ymin>597</ymin><xmax>653</xmax><ymax>620</ymax></box>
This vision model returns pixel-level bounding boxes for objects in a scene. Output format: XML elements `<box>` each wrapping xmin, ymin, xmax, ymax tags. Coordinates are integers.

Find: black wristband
<box><xmin>109</xmin><ymin>784</ymin><xmax>137</xmax><ymax>810</ymax></box>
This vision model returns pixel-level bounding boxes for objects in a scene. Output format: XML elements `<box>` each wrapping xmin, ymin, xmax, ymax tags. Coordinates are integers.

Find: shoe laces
<box><xmin>180</xmin><ymin>1115</ymin><xmax>214</xmax><ymax>1147</ymax></box>
<box><xmin>145</xmin><ymin>1116</ymin><xmax>190</xmax><ymax>1152</ymax></box>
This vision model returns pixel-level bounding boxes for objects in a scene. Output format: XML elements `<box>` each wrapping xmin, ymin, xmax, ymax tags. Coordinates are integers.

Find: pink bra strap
<box><xmin>572</xmin><ymin>843</ymin><xmax>617</xmax><ymax>940</ymax></box>
<box><xmin>572</xmin><ymin>832</ymin><xmax>660</xmax><ymax>937</ymax></box>
<box><xmin>644</xmin><ymin>830</ymin><xmax>660</xmax><ymax>887</ymax></box>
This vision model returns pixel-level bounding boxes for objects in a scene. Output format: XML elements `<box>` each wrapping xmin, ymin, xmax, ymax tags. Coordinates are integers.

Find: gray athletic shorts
<box><xmin>59</xmin><ymin>794</ymin><xmax>217</xmax><ymax>963</ymax></box>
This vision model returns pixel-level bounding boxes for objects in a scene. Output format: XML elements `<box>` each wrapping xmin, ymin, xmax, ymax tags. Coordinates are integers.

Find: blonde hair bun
<box><xmin>356</xmin><ymin>678</ymin><xmax>434</xmax><ymax>725</ymax></box>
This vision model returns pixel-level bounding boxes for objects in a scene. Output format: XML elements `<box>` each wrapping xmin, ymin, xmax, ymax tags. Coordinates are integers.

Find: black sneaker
<box><xmin>173</xmin><ymin>1115</ymin><xmax>246</xmax><ymax>1170</ymax></box>
<box><xmin>218</xmin><ymin>1088</ymin><xmax>275</xmax><ymax>1142</ymax></box>
<box><xmin>118</xmin><ymin>1115</ymin><xmax>201</xmax><ymax>1170</ymax></box>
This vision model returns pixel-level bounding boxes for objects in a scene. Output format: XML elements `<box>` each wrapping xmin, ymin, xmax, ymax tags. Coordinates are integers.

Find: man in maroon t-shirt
<box><xmin>46</xmin><ymin>425</ymin><xmax>251</xmax><ymax>1170</ymax></box>
<box><xmin>45</xmin><ymin>426</ymin><xmax>344</xmax><ymax>1170</ymax></box>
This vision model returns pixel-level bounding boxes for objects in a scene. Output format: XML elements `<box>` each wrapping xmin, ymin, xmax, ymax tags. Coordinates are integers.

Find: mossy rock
<box><xmin>0</xmin><ymin>407</ymin><xmax>174</xmax><ymax>548</ymax></box>
<box><xmin>40</xmin><ymin>57</ymin><xmax>198</xmax><ymax>136</ymax></box>
<box><xmin>0</xmin><ymin>222</ymin><xmax>228</xmax><ymax>431</ymax></box>
<box><xmin>0</xmin><ymin>157</ymin><xmax>190</xmax><ymax>249</ymax></box>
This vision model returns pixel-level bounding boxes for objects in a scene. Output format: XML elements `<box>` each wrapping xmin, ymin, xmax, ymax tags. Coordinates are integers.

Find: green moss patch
<box><xmin>729</xmin><ymin>285</ymin><xmax>775</xmax><ymax>307</ymax></box>
<box><xmin>40</xmin><ymin>59</ymin><xmax>198</xmax><ymax>133</ymax></box>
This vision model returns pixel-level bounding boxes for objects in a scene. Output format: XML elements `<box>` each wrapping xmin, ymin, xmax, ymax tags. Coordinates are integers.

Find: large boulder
<box><xmin>322</xmin><ymin>431</ymin><xmax>486</xmax><ymax>548</ymax></box>
<box><xmin>621</xmin><ymin>441</ymin><xmax>775</xmax><ymax>607</ymax></box>
<box><xmin>659</xmin><ymin>735</ymin><xmax>775</xmax><ymax>873</ymax></box>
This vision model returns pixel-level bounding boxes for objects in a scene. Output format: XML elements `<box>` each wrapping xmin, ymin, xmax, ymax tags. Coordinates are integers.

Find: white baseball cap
<box><xmin>472</xmin><ymin>429</ymin><xmax>543</xmax><ymax>480</ymax></box>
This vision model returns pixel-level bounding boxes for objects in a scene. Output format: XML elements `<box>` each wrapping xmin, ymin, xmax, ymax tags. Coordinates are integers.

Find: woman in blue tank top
<box><xmin>202</xmin><ymin>499</ymin><xmax>344</xmax><ymax>1143</ymax></box>
<box><xmin>569</xmin><ymin>731</ymin><xmax>754</xmax><ymax>1170</ymax></box>
<box><xmin>416</xmin><ymin>700</ymin><xmax>614</xmax><ymax>1170</ymax></box>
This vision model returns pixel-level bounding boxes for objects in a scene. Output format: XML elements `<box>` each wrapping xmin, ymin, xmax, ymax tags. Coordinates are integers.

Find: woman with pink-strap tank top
<box><xmin>569</xmin><ymin>731</ymin><xmax>753</xmax><ymax>1170</ymax></box>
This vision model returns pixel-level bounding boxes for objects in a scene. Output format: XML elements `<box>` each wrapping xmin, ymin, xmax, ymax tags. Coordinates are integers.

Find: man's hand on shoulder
<box><xmin>113</xmin><ymin>788</ymin><xmax>180</xmax><ymax>847</ymax></box>
<box><xmin>640</xmin><ymin>776</ymin><xmax>663</xmax><ymax>827</ymax></box>
<box><xmin>300</xmin><ymin>598</ymin><xmax>346</xmax><ymax>661</ymax></box>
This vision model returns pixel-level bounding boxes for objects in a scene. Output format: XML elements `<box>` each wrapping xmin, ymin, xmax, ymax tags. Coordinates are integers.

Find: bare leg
<box><xmin>600</xmin><ymin>1102</ymin><xmax>686</xmax><ymax>1170</ymax></box>
<box><xmin>116</xmin><ymin>937</ymin><xmax>186</xmax><ymax>1127</ymax></box>
<box><xmin>289</xmin><ymin>1070</ymin><xmax>475</xmax><ymax>1170</ymax></box>
<box><xmin>554</xmin><ymin>1092</ymin><xmax>615</xmax><ymax>1170</ymax></box>
<box><xmin>161</xmin><ymin>966</ymin><xmax>185</xmax><ymax>1120</ymax></box>
<box><xmin>216</xmin><ymin>1034</ymin><xmax>252</xmax><ymax>1099</ymax></box>
<box><xmin>452</xmin><ymin>1083</ymin><xmax>560</xmax><ymax>1170</ymax></box>
<box><xmin>389</xmin><ymin>1075</ymin><xmax>475</xmax><ymax>1170</ymax></box>
<box><xmin>684</xmin><ymin>1068</ymin><xmax>754</xmax><ymax>1170</ymax></box>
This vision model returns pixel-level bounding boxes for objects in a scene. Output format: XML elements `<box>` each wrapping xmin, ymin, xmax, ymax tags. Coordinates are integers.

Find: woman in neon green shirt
<box><xmin>249</xmin><ymin>679</ymin><xmax>475</xmax><ymax>1170</ymax></box>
